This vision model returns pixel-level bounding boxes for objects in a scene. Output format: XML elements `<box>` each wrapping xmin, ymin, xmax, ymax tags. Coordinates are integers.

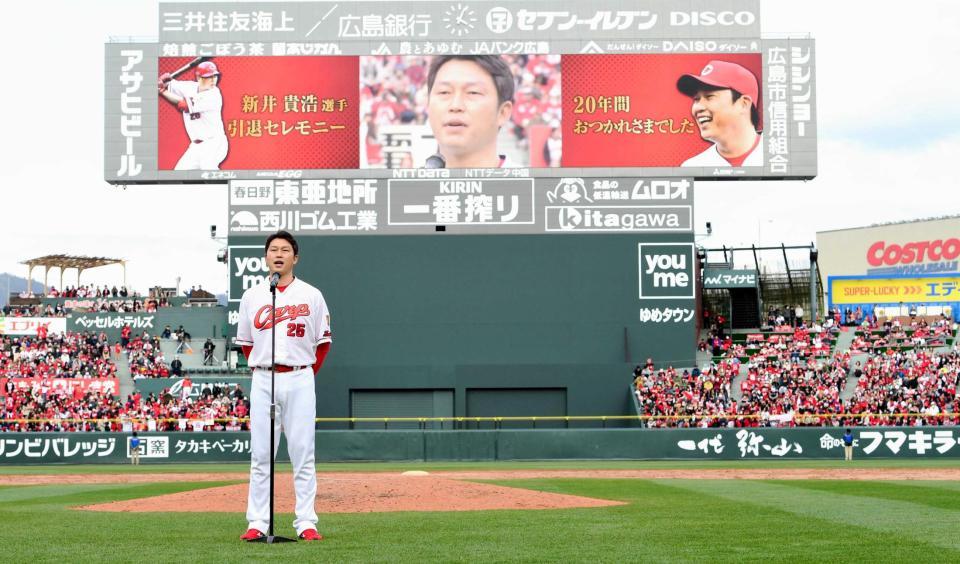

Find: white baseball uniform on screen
<box><xmin>165</xmin><ymin>79</ymin><xmax>228</xmax><ymax>170</ymax></box>
<box><xmin>235</xmin><ymin>276</ymin><xmax>332</xmax><ymax>536</ymax></box>
<box><xmin>681</xmin><ymin>133</ymin><xmax>764</xmax><ymax>167</ymax></box>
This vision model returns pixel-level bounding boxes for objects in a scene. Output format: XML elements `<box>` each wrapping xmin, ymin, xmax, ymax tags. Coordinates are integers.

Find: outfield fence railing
<box><xmin>0</xmin><ymin>412</ymin><xmax>957</xmax><ymax>431</ymax></box>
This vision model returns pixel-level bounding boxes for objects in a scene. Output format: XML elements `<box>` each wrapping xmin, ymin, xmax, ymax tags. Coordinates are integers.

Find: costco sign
<box><xmin>867</xmin><ymin>238</ymin><xmax>960</xmax><ymax>266</ymax></box>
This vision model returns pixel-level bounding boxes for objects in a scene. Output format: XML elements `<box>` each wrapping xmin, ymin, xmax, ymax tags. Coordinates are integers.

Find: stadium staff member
<box><xmin>676</xmin><ymin>60</ymin><xmax>763</xmax><ymax>167</ymax></box>
<box><xmin>235</xmin><ymin>230</ymin><xmax>332</xmax><ymax>542</ymax></box>
<box><xmin>129</xmin><ymin>432</ymin><xmax>141</xmax><ymax>466</ymax></box>
<box><xmin>843</xmin><ymin>429</ymin><xmax>854</xmax><ymax>461</ymax></box>
<box><xmin>425</xmin><ymin>55</ymin><xmax>514</xmax><ymax>168</ymax></box>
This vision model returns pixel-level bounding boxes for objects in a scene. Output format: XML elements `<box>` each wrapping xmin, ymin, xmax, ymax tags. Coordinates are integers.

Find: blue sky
<box><xmin>1</xmin><ymin>0</ymin><xmax>958</xmax><ymax>294</ymax></box>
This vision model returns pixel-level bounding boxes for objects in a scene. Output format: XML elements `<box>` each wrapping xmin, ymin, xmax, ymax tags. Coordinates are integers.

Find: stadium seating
<box><xmin>636</xmin><ymin>320</ymin><xmax>959</xmax><ymax>428</ymax></box>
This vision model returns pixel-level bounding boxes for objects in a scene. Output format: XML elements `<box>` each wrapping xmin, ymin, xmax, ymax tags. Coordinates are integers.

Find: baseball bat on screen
<box><xmin>170</xmin><ymin>56</ymin><xmax>209</xmax><ymax>78</ymax></box>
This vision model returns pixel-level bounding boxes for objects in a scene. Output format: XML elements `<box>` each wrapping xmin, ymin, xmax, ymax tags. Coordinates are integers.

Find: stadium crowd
<box><xmin>846</xmin><ymin>349</ymin><xmax>959</xmax><ymax>426</ymax></box>
<box><xmin>0</xmin><ymin>323</ymin><xmax>248</xmax><ymax>431</ymax></box>
<box><xmin>2</xmin><ymin>303</ymin><xmax>67</xmax><ymax>317</ymax></box>
<box><xmin>849</xmin><ymin>316</ymin><xmax>954</xmax><ymax>351</ymax></box>
<box><xmin>0</xmin><ymin>384</ymin><xmax>249</xmax><ymax>432</ymax></box>
<box><xmin>637</xmin><ymin>317</ymin><xmax>959</xmax><ymax>428</ymax></box>
<box><xmin>46</xmin><ymin>285</ymin><xmax>135</xmax><ymax>298</ymax></box>
<box><xmin>126</xmin><ymin>332</ymin><xmax>171</xmax><ymax>379</ymax></box>
<box><xmin>1</xmin><ymin>331</ymin><xmax>117</xmax><ymax>379</ymax></box>
<box><xmin>3</xmin><ymin>310</ymin><xmax>957</xmax><ymax>432</ymax></box>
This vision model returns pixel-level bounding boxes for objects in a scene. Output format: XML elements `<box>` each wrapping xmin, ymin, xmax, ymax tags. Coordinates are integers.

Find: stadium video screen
<box><xmin>155</xmin><ymin>53</ymin><xmax>763</xmax><ymax>172</ymax></box>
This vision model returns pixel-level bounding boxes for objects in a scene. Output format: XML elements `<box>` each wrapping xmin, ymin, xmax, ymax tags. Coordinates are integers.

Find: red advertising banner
<box><xmin>0</xmin><ymin>378</ymin><xmax>119</xmax><ymax>397</ymax></box>
<box><xmin>561</xmin><ymin>54</ymin><xmax>763</xmax><ymax>167</ymax></box>
<box><xmin>158</xmin><ymin>56</ymin><xmax>360</xmax><ymax>170</ymax></box>
<box><xmin>0</xmin><ymin>317</ymin><xmax>67</xmax><ymax>336</ymax></box>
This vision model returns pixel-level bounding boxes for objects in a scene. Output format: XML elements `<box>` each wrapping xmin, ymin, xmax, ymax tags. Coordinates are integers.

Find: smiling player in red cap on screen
<box><xmin>677</xmin><ymin>60</ymin><xmax>763</xmax><ymax>167</ymax></box>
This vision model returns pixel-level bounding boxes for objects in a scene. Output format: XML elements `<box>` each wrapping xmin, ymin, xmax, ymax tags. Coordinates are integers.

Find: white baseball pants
<box><xmin>246</xmin><ymin>367</ymin><xmax>318</xmax><ymax>535</ymax></box>
<box><xmin>175</xmin><ymin>136</ymin><xmax>228</xmax><ymax>170</ymax></box>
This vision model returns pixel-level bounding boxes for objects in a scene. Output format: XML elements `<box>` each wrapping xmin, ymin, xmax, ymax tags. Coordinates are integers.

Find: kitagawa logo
<box><xmin>548</xmin><ymin>207</ymin><xmax>683</xmax><ymax>232</ymax></box>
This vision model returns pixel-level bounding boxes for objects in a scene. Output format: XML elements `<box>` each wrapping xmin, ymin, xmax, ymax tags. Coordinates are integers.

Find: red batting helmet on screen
<box><xmin>196</xmin><ymin>61</ymin><xmax>220</xmax><ymax>78</ymax></box>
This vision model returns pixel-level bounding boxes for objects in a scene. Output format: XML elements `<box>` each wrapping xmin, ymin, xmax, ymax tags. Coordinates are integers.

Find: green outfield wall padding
<box><xmin>278</xmin><ymin>233</ymin><xmax>696</xmax><ymax>367</ymax></box>
<box><xmin>68</xmin><ymin>307</ymin><xmax>227</xmax><ymax>341</ymax></box>
<box><xmin>133</xmin><ymin>376</ymin><xmax>251</xmax><ymax>398</ymax></box>
<box><xmin>2</xmin><ymin>427</ymin><xmax>958</xmax><ymax>464</ymax></box>
<box><xmin>315</xmin><ymin>364</ymin><xmax>638</xmax><ymax>421</ymax></box>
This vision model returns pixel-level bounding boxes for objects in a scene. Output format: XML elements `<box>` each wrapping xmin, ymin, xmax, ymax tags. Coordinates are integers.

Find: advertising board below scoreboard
<box><xmin>105</xmin><ymin>1</ymin><xmax>816</xmax><ymax>183</ymax></box>
<box><xmin>226</xmin><ymin>176</ymin><xmax>692</xmax><ymax>236</ymax></box>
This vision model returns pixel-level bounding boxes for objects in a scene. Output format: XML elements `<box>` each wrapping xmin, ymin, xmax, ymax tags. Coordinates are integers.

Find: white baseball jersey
<box><xmin>681</xmin><ymin>133</ymin><xmax>764</xmax><ymax>167</ymax></box>
<box><xmin>236</xmin><ymin>277</ymin><xmax>332</xmax><ymax>367</ymax></box>
<box><xmin>167</xmin><ymin>79</ymin><xmax>226</xmax><ymax>142</ymax></box>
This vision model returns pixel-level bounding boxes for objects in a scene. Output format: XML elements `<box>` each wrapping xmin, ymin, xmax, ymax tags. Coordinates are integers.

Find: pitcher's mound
<box><xmin>78</xmin><ymin>472</ymin><xmax>624</xmax><ymax>514</ymax></box>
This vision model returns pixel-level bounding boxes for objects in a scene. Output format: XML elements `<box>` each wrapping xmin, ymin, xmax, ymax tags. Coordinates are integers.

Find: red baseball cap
<box><xmin>677</xmin><ymin>60</ymin><xmax>759</xmax><ymax>107</ymax></box>
<box><xmin>196</xmin><ymin>61</ymin><xmax>220</xmax><ymax>78</ymax></box>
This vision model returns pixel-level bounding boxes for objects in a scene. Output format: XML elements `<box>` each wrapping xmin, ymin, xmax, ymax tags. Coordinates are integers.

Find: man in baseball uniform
<box><xmin>424</xmin><ymin>55</ymin><xmax>514</xmax><ymax>168</ymax></box>
<box><xmin>676</xmin><ymin>60</ymin><xmax>763</xmax><ymax>168</ymax></box>
<box><xmin>235</xmin><ymin>230</ymin><xmax>331</xmax><ymax>542</ymax></box>
<box><xmin>159</xmin><ymin>61</ymin><xmax>229</xmax><ymax>170</ymax></box>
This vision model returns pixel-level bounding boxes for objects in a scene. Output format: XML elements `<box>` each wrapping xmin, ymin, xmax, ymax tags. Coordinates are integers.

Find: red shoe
<box><xmin>240</xmin><ymin>528</ymin><xmax>266</xmax><ymax>541</ymax></box>
<box><xmin>299</xmin><ymin>529</ymin><xmax>323</xmax><ymax>541</ymax></box>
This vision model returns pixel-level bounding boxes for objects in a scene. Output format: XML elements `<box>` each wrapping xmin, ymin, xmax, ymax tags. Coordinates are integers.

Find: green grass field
<box><xmin>0</xmin><ymin>460</ymin><xmax>958</xmax><ymax>563</ymax></box>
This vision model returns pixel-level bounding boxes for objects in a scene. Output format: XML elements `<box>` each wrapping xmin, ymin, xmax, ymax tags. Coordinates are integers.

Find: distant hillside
<box><xmin>0</xmin><ymin>273</ymin><xmax>44</xmax><ymax>308</ymax></box>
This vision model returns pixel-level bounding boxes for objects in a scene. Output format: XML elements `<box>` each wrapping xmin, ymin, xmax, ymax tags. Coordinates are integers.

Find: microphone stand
<box><xmin>253</xmin><ymin>275</ymin><xmax>295</xmax><ymax>544</ymax></box>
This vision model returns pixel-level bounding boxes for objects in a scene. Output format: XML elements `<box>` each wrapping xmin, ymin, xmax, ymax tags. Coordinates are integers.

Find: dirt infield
<box><xmin>2</xmin><ymin>468</ymin><xmax>956</xmax><ymax>514</ymax></box>
<box><xmin>76</xmin><ymin>472</ymin><xmax>626</xmax><ymax>514</ymax></box>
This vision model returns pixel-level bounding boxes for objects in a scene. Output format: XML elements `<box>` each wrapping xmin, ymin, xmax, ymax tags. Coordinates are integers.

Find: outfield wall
<box><xmin>68</xmin><ymin>308</ymin><xmax>228</xmax><ymax>341</ymax></box>
<box><xmin>228</xmin><ymin>233</ymin><xmax>697</xmax><ymax>419</ymax></box>
<box><xmin>2</xmin><ymin>427</ymin><xmax>958</xmax><ymax>464</ymax></box>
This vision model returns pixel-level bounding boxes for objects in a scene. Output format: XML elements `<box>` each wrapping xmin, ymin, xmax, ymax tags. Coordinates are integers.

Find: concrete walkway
<box><xmin>114</xmin><ymin>351</ymin><xmax>134</xmax><ymax>401</ymax></box>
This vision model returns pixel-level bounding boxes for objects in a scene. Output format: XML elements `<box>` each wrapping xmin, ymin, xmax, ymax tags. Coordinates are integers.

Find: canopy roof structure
<box><xmin>20</xmin><ymin>254</ymin><xmax>126</xmax><ymax>294</ymax></box>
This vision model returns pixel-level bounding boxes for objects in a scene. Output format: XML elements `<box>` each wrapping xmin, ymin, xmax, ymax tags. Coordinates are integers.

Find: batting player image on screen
<box><xmin>235</xmin><ymin>230</ymin><xmax>331</xmax><ymax>542</ymax></box>
<box><xmin>158</xmin><ymin>61</ymin><xmax>229</xmax><ymax>170</ymax></box>
<box><xmin>424</xmin><ymin>55</ymin><xmax>514</xmax><ymax>168</ymax></box>
<box><xmin>676</xmin><ymin>60</ymin><xmax>763</xmax><ymax>168</ymax></box>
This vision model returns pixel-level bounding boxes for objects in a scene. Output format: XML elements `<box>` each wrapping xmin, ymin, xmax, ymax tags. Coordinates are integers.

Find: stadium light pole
<box><xmin>809</xmin><ymin>246</ymin><xmax>819</xmax><ymax>324</ymax></box>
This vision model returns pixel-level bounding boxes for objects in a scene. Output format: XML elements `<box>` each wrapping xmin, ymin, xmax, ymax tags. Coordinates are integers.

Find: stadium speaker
<box><xmin>809</xmin><ymin>248</ymin><xmax>818</xmax><ymax>262</ymax></box>
<box><xmin>216</xmin><ymin>248</ymin><xmax>228</xmax><ymax>263</ymax></box>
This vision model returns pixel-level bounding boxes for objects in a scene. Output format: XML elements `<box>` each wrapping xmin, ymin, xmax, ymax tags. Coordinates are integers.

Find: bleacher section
<box><xmin>710</xmin><ymin>329</ymin><xmax>838</xmax><ymax>365</ymax></box>
<box><xmin>635</xmin><ymin>321</ymin><xmax>960</xmax><ymax>428</ymax></box>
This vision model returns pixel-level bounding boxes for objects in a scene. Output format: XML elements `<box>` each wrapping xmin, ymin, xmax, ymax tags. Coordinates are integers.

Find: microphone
<box><xmin>425</xmin><ymin>153</ymin><xmax>446</xmax><ymax>168</ymax></box>
<box><xmin>269</xmin><ymin>272</ymin><xmax>281</xmax><ymax>289</ymax></box>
